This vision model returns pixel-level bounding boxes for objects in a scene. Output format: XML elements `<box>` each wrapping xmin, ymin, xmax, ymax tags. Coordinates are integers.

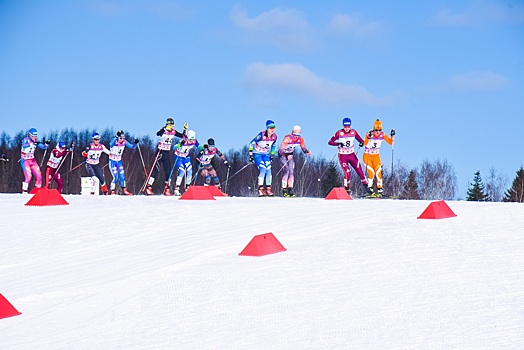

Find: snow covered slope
<box><xmin>1</xmin><ymin>194</ymin><xmax>523</xmax><ymax>349</ymax></box>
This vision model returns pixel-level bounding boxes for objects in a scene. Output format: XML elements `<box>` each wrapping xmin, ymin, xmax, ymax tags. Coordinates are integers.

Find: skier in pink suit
<box><xmin>328</xmin><ymin>117</ymin><xmax>372</xmax><ymax>195</ymax></box>
<box><xmin>20</xmin><ymin>128</ymin><xmax>50</xmax><ymax>193</ymax></box>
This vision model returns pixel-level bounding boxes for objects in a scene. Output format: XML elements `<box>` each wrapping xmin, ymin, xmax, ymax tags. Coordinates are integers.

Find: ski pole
<box><xmin>48</xmin><ymin>151</ymin><xmax>71</xmax><ymax>188</ymax></box>
<box><xmin>136</xmin><ymin>143</ymin><xmax>148</xmax><ymax>177</ymax></box>
<box><xmin>140</xmin><ymin>148</ymin><xmax>161</xmax><ymax>193</ymax></box>
<box><xmin>65</xmin><ymin>160</ymin><xmax>86</xmax><ymax>174</ymax></box>
<box><xmin>274</xmin><ymin>155</ymin><xmax>290</xmax><ymax>178</ymax></box>
<box><xmin>222</xmin><ymin>162</ymin><xmax>253</xmax><ymax>186</ymax></box>
<box><xmin>39</xmin><ymin>142</ymin><xmax>48</xmax><ymax>168</ymax></box>
<box><xmin>166</xmin><ymin>155</ymin><xmax>179</xmax><ymax>185</ymax></box>
<box><xmin>191</xmin><ymin>162</ymin><xmax>201</xmax><ymax>185</ymax></box>
<box><xmin>224</xmin><ymin>165</ymin><xmax>231</xmax><ymax>194</ymax></box>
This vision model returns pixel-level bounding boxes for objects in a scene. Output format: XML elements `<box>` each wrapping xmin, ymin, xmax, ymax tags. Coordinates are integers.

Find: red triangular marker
<box><xmin>179</xmin><ymin>186</ymin><xmax>216</xmax><ymax>200</ymax></box>
<box><xmin>325</xmin><ymin>187</ymin><xmax>352</xmax><ymax>200</ymax></box>
<box><xmin>0</xmin><ymin>294</ymin><xmax>21</xmax><ymax>319</ymax></box>
<box><xmin>417</xmin><ymin>200</ymin><xmax>457</xmax><ymax>219</ymax></box>
<box><xmin>239</xmin><ymin>232</ymin><xmax>287</xmax><ymax>257</ymax></box>
<box><xmin>25</xmin><ymin>189</ymin><xmax>69</xmax><ymax>206</ymax></box>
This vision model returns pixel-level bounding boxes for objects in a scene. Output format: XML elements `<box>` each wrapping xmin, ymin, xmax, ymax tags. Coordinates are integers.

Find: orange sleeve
<box><xmin>300</xmin><ymin>137</ymin><xmax>307</xmax><ymax>151</ymax></box>
<box><xmin>384</xmin><ymin>134</ymin><xmax>393</xmax><ymax>146</ymax></box>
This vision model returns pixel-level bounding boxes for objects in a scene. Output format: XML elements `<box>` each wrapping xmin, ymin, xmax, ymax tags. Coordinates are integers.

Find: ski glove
<box><xmin>224</xmin><ymin>160</ymin><xmax>231</xmax><ymax>168</ymax></box>
<box><xmin>249</xmin><ymin>153</ymin><xmax>254</xmax><ymax>163</ymax></box>
<box><xmin>183</xmin><ymin>123</ymin><xmax>188</xmax><ymax>130</ymax></box>
<box><xmin>269</xmin><ymin>154</ymin><xmax>274</xmax><ymax>161</ymax></box>
<box><xmin>338</xmin><ymin>142</ymin><xmax>345</xmax><ymax>148</ymax></box>
<box><xmin>82</xmin><ymin>147</ymin><xmax>89</xmax><ymax>157</ymax></box>
<box><xmin>390</xmin><ymin>129</ymin><xmax>396</xmax><ymax>136</ymax></box>
<box><xmin>203</xmin><ymin>144</ymin><xmax>208</xmax><ymax>149</ymax></box>
<box><xmin>359</xmin><ymin>142</ymin><xmax>364</xmax><ymax>148</ymax></box>
<box><xmin>134</xmin><ymin>138</ymin><xmax>139</xmax><ymax>144</ymax></box>
<box><xmin>156</xmin><ymin>128</ymin><xmax>165</xmax><ymax>137</ymax></box>
<box><xmin>180</xmin><ymin>140</ymin><xmax>186</xmax><ymax>146</ymax></box>
<box><xmin>44</xmin><ymin>139</ymin><xmax>51</xmax><ymax>145</ymax></box>
<box><xmin>368</xmin><ymin>131</ymin><xmax>372</xmax><ymax>138</ymax></box>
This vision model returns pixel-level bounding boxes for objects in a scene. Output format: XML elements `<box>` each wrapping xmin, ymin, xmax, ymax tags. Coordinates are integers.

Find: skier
<box><xmin>172</xmin><ymin>130</ymin><xmax>198</xmax><ymax>196</ymax></box>
<box><xmin>109</xmin><ymin>130</ymin><xmax>139</xmax><ymax>195</ymax></box>
<box><xmin>82</xmin><ymin>132</ymin><xmax>110</xmax><ymax>195</ymax></box>
<box><xmin>196</xmin><ymin>138</ymin><xmax>230</xmax><ymax>188</ymax></box>
<box><xmin>45</xmin><ymin>140</ymin><xmax>71</xmax><ymax>193</ymax></box>
<box><xmin>144</xmin><ymin>118</ymin><xmax>187</xmax><ymax>196</ymax></box>
<box><xmin>249</xmin><ymin>119</ymin><xmax>278</xmax><ymax>197</ymax></box>
<box><xmin>20</xmin><ymin>128</ymin><xmax>50</xmax><ymax>193</ymax></box>
<box><xmin>328</xmin><ymin>117</ymin><xmax>372</xmax><ymax>195</ymax></box>
<box><xmin>278</xmin><ymin>125</ymin><xmax>311</xmax><ymax>197</ymax></box>
<box><xmin>363</xmin><ymin>119</ymin><xmax>395</xmax><ymax>197</ymax></box>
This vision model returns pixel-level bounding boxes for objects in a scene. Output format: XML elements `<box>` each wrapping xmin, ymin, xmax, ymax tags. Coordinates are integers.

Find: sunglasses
<box><xmin>267</xmin><ymin>125</ymin><xmax>276</xmax><ymax>129</ymax></box>
<box><xmin>93</xmin><ymin>138</ymin><xmax>101</xmax><ymax>141</ymax></box>
<box><xmin>374</xmin><ymin>129</ymin><xmax>382</xmax><ymax>132</ymax></box>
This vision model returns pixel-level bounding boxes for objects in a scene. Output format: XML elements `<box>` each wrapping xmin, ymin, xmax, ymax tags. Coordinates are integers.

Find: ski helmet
<box><xmin>342</xmin><ymin>117</ymin><xmax>351</xmax><ymax>127</ymax></box>
<box><xmin>92</xmin><ymin>132</ymin><xmax>101</xmax><ymax>140</ymax></box>
<box><xmin>373</xmin><ymin>119</ymin><xmax>382</xmax><ymax>131</ymax></box>
<box><xmin>292</xmin><ymin>125</ymin><xmax>301</xmax><ymax>135</ymax></box>
<box><xmin>187</xmin><ymin>130</ymin><xmax>196</xmax><ymax>140</ymax></box>
<box><xmin>58</xmin><ymin>141</ymin><xmax>66</xmax><ymax>149</ymax></box>
<box><xmin>116</xmin><ymin>130</ymin><xmax>124</xmax><ymax>137</ymax></box>
<box><xmin>207</xmin><ymin>138</ymin><xmax>215</xmax><ymax>146</ymax></box>
<box><xmin>166</xmin><ymin>118</ymin><xmax>174</xmax><ymax>126</ymax></box>
<box><xmin>266</xmin><ymin>119</ymin><xmax>276</xmax><ymax>129</ymax></box>
<box><xmin>28</xmin><ymin>128</ymin><xmax>38</xmax><ymax>137</ymax></box>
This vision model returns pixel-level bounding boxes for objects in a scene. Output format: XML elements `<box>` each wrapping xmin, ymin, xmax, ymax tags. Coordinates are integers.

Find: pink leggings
<box><xmin>21</xmin><ymin>158</ymin><xmax>43</xmax><ymax>188</ymax></box>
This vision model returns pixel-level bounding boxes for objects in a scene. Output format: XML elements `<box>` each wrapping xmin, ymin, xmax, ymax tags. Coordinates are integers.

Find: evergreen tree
<box><xmin>503</xmin><ymin>167</ymin><xmax>524</xmax><ymax>202</ymax></box>
<box><xmin>321</xmin><ymin>161</ymin><xmax>343</xmax><ymax>197</ymax></box>
<box><xmin>467</xmin><ymin>171</ymin><xmax>489</xmax><ymax>201</ymax></box>
<box><xmin>400</xmin><ymin>170</ymin><xmax>420</xmax><ymax>200</ymax></box>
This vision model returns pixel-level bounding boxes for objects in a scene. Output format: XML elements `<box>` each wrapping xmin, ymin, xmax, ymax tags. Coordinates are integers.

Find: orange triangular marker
<box><xmin>0</xmin><ymin>294</ymin><xmax>21</xmax><ymax>319</ymax></box>
<box><xmin>239</xmin><ymin>232</ymin><xmax>287</xmax><ymax>257</ymax></box>
<box><xmin>325</xmin><ymin>187</ymin><xmax>352</xmax><ymax>200</ymax></box>
<box><xmin>206</xmin><ymin>186</ymin><xmax>227</xmax><ymax>197</ymax></box>
<box><xmin>25</xmin><ymin>189</ymin><xmax>69</xmax><ymax>206</ymax></box>
<box><xmin>417</xmin><ymin>200</ymin><xmax>457</xmax><ymax>219</ymax></box>
<box><xmin>179</xmin><ymin>186</ymin><xmax>216</xmax><ymax>200</ymax></box>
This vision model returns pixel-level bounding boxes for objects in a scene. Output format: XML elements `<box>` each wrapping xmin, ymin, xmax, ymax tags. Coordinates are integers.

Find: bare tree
<box><xmin>417</xmin><ymin>158</ymin><xmax>457</xmax><ymax>200</ymax></box>
<box><xmin>382</xmin><ymin>159</ymin><xmax>410</xmax><ymax>198</ymax></box>
<box><xmin>485</xmin><ymin>167</ymin><xmax>508</xmax><ymax>202</ymax></box>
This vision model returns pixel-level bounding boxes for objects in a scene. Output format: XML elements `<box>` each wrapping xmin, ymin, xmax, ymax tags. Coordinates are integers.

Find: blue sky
<box><xmin>1</xmin><ymin>0</ymin><xmax>523</xmax><ymax>197</ymax></box>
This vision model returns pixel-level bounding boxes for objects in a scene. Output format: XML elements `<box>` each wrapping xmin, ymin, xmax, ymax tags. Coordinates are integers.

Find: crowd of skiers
<box><xmin>16</xmin><ymin>117</ymin><xmax>394</xmax><ymax>197</ymax></box>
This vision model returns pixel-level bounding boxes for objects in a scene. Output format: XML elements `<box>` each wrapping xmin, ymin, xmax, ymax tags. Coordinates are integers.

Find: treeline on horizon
<box><xmin>0</xmin><ymin>128</ymin><xmax>523</xmax><ymax>202</ymax></box>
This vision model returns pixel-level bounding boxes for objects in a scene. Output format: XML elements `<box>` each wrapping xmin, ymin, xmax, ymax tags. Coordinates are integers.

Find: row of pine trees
<box><xmin>0</xmin><ymin>128</ymin><xmax>523</xmax><ymax>201</ymax></box>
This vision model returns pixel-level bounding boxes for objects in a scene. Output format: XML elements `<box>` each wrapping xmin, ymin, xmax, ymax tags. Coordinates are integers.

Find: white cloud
<box><xmin>230</xmin><ymin>6</ymin><xmax>312</xmax><ymax>51</ymax></box>
<box><xmin>244</xmin><ymin>62</ymin><xmax>392</xmax><ymax>106</ymax></box>
<box><xmin>428</xmin><ymin>2</ymin><xmax>524</xmax><ymax>27</ymax></box>
<box><xmin>326</xmin><ymin>14</ymin><xmax>382</xmax><ymax>38</ymax></box>
<box><xmin>447</xmin><ymin>71</ymin><xmax>508</xmax><ymax>91</ymax></box>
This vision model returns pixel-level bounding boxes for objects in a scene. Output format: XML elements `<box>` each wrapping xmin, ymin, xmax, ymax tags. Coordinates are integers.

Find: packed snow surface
<box><xmin>1</xmin><ymin>194</ymin><xmax>523</xmax><ymax>349</ymax></box>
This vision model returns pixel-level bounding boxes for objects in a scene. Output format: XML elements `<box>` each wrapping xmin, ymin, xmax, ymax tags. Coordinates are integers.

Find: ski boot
<box><xmin>286</xmin><ymin>187</ymin><xmax>296</xmax><ymax>198</ymax></box>
<box><xmin>364</xmin><ymin>186</ymin><xmax>374</xmax><ymax>197</ymax></box>
<box><xmin>344</xmin><ymin>186</ymin><xmax>351</xmax><ymax>195</ymax></box>
<box><xmin>122</xmin><ymin>187</ymin><xmax>133</xmax><ymax>196</ymax></box>
<box><xmin>376</xmin><ymin>188</ymin><xmax>383</xmax><ymax>198</ymax></box>
<box><xmin>266</xmin><ymin>186</ymin><xmax>274</xmax><ymax>197</ymax></box>
<box><xmin>258</xmin><ymin>186</ymin><xmax>266</xmax><ymax>197</ymax></box>
<box><xmin>173</xmin><ymin>186</ymin><xmax>181</xmax><ymax>196</ymax></box>
<box><xmin>163</xmin><ymin>185</ymin><xmax>173</xmax><ymax>196</ymax></box>
<box><xmin>144</xmin><ymin>185</ymin><xmax>154</xmax><ymax>195</ymax></box>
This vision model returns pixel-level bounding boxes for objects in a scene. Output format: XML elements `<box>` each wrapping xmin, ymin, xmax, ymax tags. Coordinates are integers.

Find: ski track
<box><xmin>1</xmin><ymin>194</ymin><xmax>523</xmax><ymax>349</ymax></box>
